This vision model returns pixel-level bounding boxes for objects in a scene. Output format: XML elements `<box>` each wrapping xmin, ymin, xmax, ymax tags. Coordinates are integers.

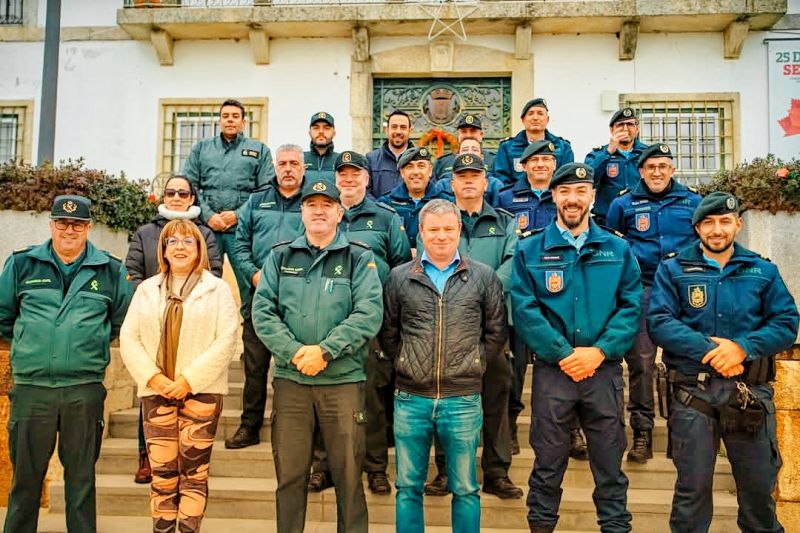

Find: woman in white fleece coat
<box><xmin>120</xmin><ymin>219</ymin><xmax>238</xmax><ymax>533</ymax></box>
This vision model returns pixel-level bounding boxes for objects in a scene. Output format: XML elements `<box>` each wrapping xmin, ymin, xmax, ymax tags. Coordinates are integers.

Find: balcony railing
<box><xmin>0</xmin><ymin>0</ymin><xmax>23</xmax><ymax>25</ymax></box>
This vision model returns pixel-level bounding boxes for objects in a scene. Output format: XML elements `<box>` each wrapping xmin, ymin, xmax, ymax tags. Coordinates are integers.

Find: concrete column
<box><xmin>350</xmin><ymin>27</ymin><xmax>373</xmax><ymax>154</ymax></box>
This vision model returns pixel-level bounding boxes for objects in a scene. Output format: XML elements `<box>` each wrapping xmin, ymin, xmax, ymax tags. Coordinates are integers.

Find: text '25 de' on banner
<box><xmin>767</xmin><ymin>39</ymin><xmax>800</xmax><ymax>160</ymax></box>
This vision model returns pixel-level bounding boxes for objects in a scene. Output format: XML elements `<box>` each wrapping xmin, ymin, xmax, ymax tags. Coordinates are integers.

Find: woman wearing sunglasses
<box><xmin>125</xmin><ymin>174</ymin><xmax>224</xmax><ymax>484</ymax></box>
<box><xmin>120</xmin><ymin>219</ymin><xmax>238</xmax><ymax>533</ymax></box>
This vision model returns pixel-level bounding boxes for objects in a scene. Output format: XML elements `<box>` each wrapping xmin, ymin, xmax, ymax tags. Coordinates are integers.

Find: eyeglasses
<box><xmin>163</xmin><ymin>189</ymin><xmax>192</xmax><ymax>199</ymax></box>
<box><xmin>53</xmin><ymin>220</ymin><xmax>88</xmax><ymax>232</ymax></box>
<box><xmin>165</xmin><ymin>237</ymin><xmax>197</xmax><ymax>248</ymax></box>
<box><xmin>613</xmin><ymin>121</ymin><xmax>639</xmax><ymax>129</ymax></box>
<box><xmin>643</xmin><ymin>164</ymin><xmax>673</xmax><ymax>173</ymax></box>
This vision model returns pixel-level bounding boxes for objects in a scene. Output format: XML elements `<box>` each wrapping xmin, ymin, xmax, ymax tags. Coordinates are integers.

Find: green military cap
<box><xmin>51</xmin><ymin>195</ymin><xmax>91</xmax><ymax>221</ymax></box>
<box><xmin>549</xmin><ymin>162</ymin><xmax>594</xmax><ymax>190</ymax></box>
<box><xmin>335</xmin><ymin>150</ymin><xmax>368</xmax><ymax>171</ymax></box>
<box><xmin>397</xmin><ymin>146</ymin><xmax>432</xmax><ymax>170</ymax></box>
<box><xmin>638</xmin><ymin>143</ymin><xmax>673</xmax><ymax>168</ymax></box>
<box><xmin>691</xmin><ymin>192</ymin><xmax>740</xmax><ymax>225</ymax></box>
<box><xmin>519</xmin><ymin>139</ymin><xmax>556</xmax><ymax>164</ymax></box>
<box><xmin>457</xmin><ymin>114</ymin><xmax>483</xmax><ymax>130</ymax></box>
<box><xmin>309</xmin><ymin>111</ymin><xmax>334</xmax><ymax>127</ymax></box>
<box><xmin>452</xmin><ymin>153</ymin><xmax>485</xmax><ymax>173</ymax></box>
<box><xmin>520</xmin><ymin>97</ymin><xmax>548</xmax><ymax>117</ymax></box>
<box><xmin>609</xmin><ymin>107</ymin><xmax>637</xmax><ymax>127</ymax></box>
<box><xmin>301</xmin><ymin>179</ymin><xmax>340</xmax><ymax>204</ymax></box>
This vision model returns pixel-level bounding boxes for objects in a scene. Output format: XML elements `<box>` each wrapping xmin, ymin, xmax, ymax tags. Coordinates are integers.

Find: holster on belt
<box><xmin>656</xmin><ymin>362</ymin><xmax>671</xmax><ymax>419</ymax></box>
<box><xmin>719</xmin><ymin>381</ymin><xmax>765</xmax><ymax>439</ymax></box>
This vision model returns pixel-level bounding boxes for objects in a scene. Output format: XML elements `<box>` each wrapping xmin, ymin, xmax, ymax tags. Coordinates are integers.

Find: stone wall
<box><xmin>776</xmin><ymin>346</ymin><xmax>800</xmax><ymax>529</ymax></box>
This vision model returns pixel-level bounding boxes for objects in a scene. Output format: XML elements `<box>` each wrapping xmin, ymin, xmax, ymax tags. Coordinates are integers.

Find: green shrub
<box><xmin>698</xmin><ymin>155</ymin><xmax>800</xmax><ymax>214</ymax></box>
<box><xmin>0</xmin><ymin>159</ymin><xmax>157</xmax><ymax>235</ymax></box>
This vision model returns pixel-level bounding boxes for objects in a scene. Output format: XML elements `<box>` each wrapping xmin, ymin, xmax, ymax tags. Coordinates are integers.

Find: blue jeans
<box><xmin>394</xmin><ymin>391</ymin><xmax>483</xmax><ymax>533</ymax></box>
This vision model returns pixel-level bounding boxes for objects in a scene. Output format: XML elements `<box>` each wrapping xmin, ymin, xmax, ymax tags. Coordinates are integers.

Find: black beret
<box><xmin>638</xmin><ymin>143</ymin><xmax>674</xmax><ymax>168</ymax></box>
<box><xmin>692</xmin><ymin>192</ymin><xmax>740</xmax><ymax>225</ymax></box>
<box><xmin>301</xmin><ymin>179</ymin><xmax>340</xmax><ymax>204</ymax></box>
<box><xmin>519</xmin><ymin>140</ymin><xmax>556</xmax><ymax>163</ymax></box>
<box><xmin>549</xmin><ymin>163</ymin><xmax>594</xmax><ymax>190</ymax></box>
<box><xmin>335</xmin><ymin>151</ymin><xmax>368</xmax><ymax>171</ymax></box>
<box><xmin>397</xmin><ymin>146</ymin><xmax>432</xmax><ymax>169</ymax></box>
<box><xmin>309</xmin><ymin>111</ymin><xmax>334</xmax><ymax>127</ymax></box>
<box><xmin>609</xmin><ymin>107</ymin><xmax>637</xmax><ymax>127</ymax></box>
<box><xmin>51</xmin><ymin>195</ymin><xmax>91</xmax><ymax>221</ymax></box>
<box><xmin>457</xmin><ymin>114</ymin><xmax>483</xmax><ymax>130</ymax></box>
<box><xmin>520</xmin><ymin>98</ymin><xmax>548</xmax><ymax>117</ymax></box>
<box><xmin>452</xmin><ymin>153</ymin><xmax>486</xmax><ymax>173</ymax></box>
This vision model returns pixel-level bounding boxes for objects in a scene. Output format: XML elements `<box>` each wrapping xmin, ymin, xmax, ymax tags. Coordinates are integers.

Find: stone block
<box><xmin>775</xmin><ymin>360</ymin><xmax>800</xmax><ymax>411</ymax></box>
<box><xmin>776</xmin><ymin>410</ymin><xmax>800</xmax><ymax>501</ymax></box>
<box><xmin>778</xmin><ymin>501</ymin><xmax>800</xmax><ymax>531</ymax></box>
<box><xmin>0</xmin><ymin>396</ymin><xmax>10</xmax><ymax>506</ymax></box>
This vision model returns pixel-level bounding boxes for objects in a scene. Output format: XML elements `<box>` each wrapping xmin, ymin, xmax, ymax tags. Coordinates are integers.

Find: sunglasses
<box><xmin>53</xmin><ymin>220</ymin><xmax>88</xmax><ymax>232</ymax></box>
<box><xmin>164</xmin><ymin>189</ymin><xmax>192</xmax><ymax>199</ymax></box>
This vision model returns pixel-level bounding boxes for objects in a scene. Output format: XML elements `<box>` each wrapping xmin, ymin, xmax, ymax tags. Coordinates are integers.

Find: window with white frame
<box><xmin>0</xmin><ymin>101</ymin><xmax>33</xmax><ymax>164</ymax></box>
<box><xmin>158</xmin><ymin>98</ymin><xmax>269</xmax><ymax>174</ymax></box>
<box><xmin>620</xmin><ymin>93</ymin><xmax>739</xmax><ymax>186</ymax></box>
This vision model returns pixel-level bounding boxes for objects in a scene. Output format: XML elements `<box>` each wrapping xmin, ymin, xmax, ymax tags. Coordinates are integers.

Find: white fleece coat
<box><xmin>120</xmin><ymin>270</ymin><xmax>239</xmax><ymax>397</ymax></box>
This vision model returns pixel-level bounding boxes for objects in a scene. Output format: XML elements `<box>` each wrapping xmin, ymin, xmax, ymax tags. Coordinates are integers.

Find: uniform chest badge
<box><xmin>607</xmin><ymin>162</ymin><xmax>619</xmax><ymax>178</ymax></box>
<box><xmin>516</xmin><ymin>212</ymin><xmax>529</xmax><ymax>230</ymax></box>
<box><xmin>635</xmin><ymin>212</ymin><xmax>650</xmax><ymax>232</ymax></box>
<box><xmin>546</xmin><ymin>270</ymin><xmax>564</xmax><ymax>293</ymax></box>
<box><xmin>366</xmin><ymin>219</ymin><xmax>374</xmax><ymax>229</ymax></box>
<box><xmin>688</xmin><ymin>284</ymin><xmax>707</xmax><ymax>308</ymax></box>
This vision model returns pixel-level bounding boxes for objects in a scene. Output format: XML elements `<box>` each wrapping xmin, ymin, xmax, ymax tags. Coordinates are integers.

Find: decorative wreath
<box><xmin>418</xmin><ymin>128</ymin><xmax>459</xmax><ymax>157</ymax></box>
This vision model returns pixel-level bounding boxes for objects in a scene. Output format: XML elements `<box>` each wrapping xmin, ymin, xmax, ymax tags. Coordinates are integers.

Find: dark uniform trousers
<box><xmin>669</xmin><ymin>379</ymin><xmax>782</xmax><ymax>533</ymax></box>
<box><xmin>5</xmin><ymin>383</ymin><xmax>106</xmax><ymax>533</ymax></box>
<box><xmin>528</xmin><ymin>362</ymin><xmax>631</xmax><ymax>533</ymax></box>
<box><xmin>214</xmin><ymin>230</ymin><xmax>250</xmax><ymax>300</ymax></box>
<box><xmin>434</xmin><ymin>349</ymin><xmax>513</xmax><ymax>481</ymax></box>
<box><xmin>624</xmin><ymin>285</ymin><xmax>657</xmax><ymax>431</ymax></box>
<box><xmin>240</xmin><ymin>314</ymin><xmax>273</xmax><ymax>432</ymax></box>
<box><xmin>271</xmin><ymin>378</ymin><xmax>368</xmax><ymax>533</ymax></box>
<box><xmin>508</xmin><ymin>326</ymin><xmax>530</xmax><ymax>424</ymax></box>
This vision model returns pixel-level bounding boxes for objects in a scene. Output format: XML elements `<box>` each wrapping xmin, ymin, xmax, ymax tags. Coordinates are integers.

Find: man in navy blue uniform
<box><xmin>606</xmin><ymin>143</ymin><xmax>701</xmax><ymax>463</ymax></box>
<box><xmin>493</xmin><ymin>98</ymin><xmax>573</xmax><ymax>186</ymax></box>
<box><xmin>432</xmin><ymin>113</ymin><xmax>497</xmax><ymax>179</ymax></box>
<box><xmin>585</xmin><ymin>107</ymin><xmax>649</xmax><ymax>225</ymax></box>
<box><xmin>367</xmin><ymin>110</ymin><xmax>414</xmax><ymax>199</ymax></box>
<box><xmin>512</xmin><ymin>162</ymin><xmax>641</xmax><ymax>533</ymax></box>
<box><xmin>648</xmin><ymin>192</ymin><xmax>798</xmax><ymax>533</ymax></box>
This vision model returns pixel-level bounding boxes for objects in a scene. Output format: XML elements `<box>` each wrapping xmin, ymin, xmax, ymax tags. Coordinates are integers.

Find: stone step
<box><xmin>97</xmin><ymin>438</ymin><xmax>736</xmax><ymax>491</ymax></box>
<box><xmin>49</xmin><ymin>474</ymin><xmax>739</xmax><ymax>532</ymax></box>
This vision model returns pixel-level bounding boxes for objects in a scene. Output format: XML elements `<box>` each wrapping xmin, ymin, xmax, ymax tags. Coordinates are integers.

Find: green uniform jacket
<box><xmin>341</xmin><ymin>198</ymin><xmax>412</xmax><ymax>283</ymax></box>
<box><xmin>183</xmin><ymin>132</ymin><xmax>276</xmax><ymax>225</ymax></box>
<box><xmin>303</xmin><ymin>144</ymin><xmax>338</xmax><ymax>182</ymax></box>
<box><xmin>233</xmin><ymin>183</ymin><xmax>305</xmax><ymax>317</ymax></box>
<box><xmin>252</xmin><ymin>231</ymin><xmax>383</xmax><ymax>385</ymax></box>
<box><xmin>458</xmin><ymin>202</ymin><xmax>517</xmax><ymax>292</ymax></box>
<box><xmin>0</xmin><ymin>241</ymin><xmax>132</xmax><ymax>387</ymax></box>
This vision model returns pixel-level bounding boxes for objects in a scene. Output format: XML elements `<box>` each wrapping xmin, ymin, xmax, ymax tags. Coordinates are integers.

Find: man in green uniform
<box><xmin>0</xmin><ymin>195</ymin><xmax>132</xmax><ymax>533</ymax></box>
<box><xmin>304</xmin><ymin>111</ymin><xmax>339</xmax><ymax>181</ymax></box>
<box><xmin>252</xmin><ymin>179</ymin><xmax>383</xmax><ymax>533</ymax></box>
<box><xmin>183</xmin><ymin>98</ymin><xmax>275</xmax><ymax>295</ymax></box>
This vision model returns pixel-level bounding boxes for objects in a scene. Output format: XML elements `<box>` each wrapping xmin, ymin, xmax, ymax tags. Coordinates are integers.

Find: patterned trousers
<box><xmin>141</xmin><ymin>393</ymin><xmax>224</xmax><ymax>533</ymax></box>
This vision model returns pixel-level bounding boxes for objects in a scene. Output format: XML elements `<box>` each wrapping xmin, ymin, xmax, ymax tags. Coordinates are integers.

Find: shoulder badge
<box><xmin>375</xmin><ymin>201</ymin><xmax>397</xmax><ymax>213</ymax></box>
<box><xmin>12</xmin><ymin>245</ymin><xmax>34</xmax><ymax>254</ymax></box>
<box><xmin>617</xmin><ymin>188</ymin><xmax>630</xmax><ymax>197</ymax></box>
<box><xmin>271</xmin><ymin>240</ymin><xmax>292</xmax><ymax>249</ymax></box>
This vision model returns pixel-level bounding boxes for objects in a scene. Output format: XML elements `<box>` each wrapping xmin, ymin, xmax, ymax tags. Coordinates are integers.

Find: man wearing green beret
<box><xmin>304</xmin><ymin>111</ymin><xmax>339</xmax><ymax>182</ymax></box>
<box><xmin>0</xmin><ymin>195</ymin><xmax>133</xmax><ymax>532</ymax></box>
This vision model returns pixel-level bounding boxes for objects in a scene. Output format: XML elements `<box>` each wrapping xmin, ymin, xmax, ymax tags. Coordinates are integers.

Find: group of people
<box><xmin>0</xmin><ymin>96</ymin><xmax>797</xmax><ymax>533</ymax></box>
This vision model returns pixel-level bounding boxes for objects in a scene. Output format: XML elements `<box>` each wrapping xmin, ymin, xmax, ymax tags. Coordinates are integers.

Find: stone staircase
<box><xmin>48</xmin><ymin>360</ymin><xmax>740</xmax><ymax>532</ymax></box>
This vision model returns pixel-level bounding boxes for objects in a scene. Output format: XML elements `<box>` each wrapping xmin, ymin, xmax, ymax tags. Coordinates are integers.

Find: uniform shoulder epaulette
<box><xmin>687</xmin><ymin>186</ymin><xmax>699</xmax><ymax>193</ymax></box>
<box><xmin>350</xmin><ymin>240</ymin><xmax>372</xmax><ymax>250</ymax></box>
<box><xmin>375</xmin><ymin>201</ymin><xmax>397</xmax><ymax>213</ymax></box>
<box><xmin>592</xmin><ymin>145</ymin><xmax>603</xmax><ymax>152</ymax></box>
<box><xmin>105</xmin><ymin>251</ymin><xmax>123</xmax><ymax>263</ymax></box>
<box><xmin>12</xmin><ymin>245</ymin><xmax>33</xmax><ymax>255</ymax></box>
<box><xmin>498</xmin><ymin>136</ymin><xmax>513</xmax><ymax>144</ymax></box>
<box><xmin>271</xmin><ymin>240</ymin><xmax>292</xmax><ymax>249</ymax></box>
<box><xmin>495</xmin><ymin>207</ymin><xmax>514</xmax><ymax>220</ymax></box>
<box><xmin>518</xmin><ymin>227</ymin><xmax>546</xmax><ymax>239</ymax></box>
<box><xmin>599</xmin><ymin>225</ymin><xmax>625</xmax><ymax>238</ymax></box>
<box><xmin>664</xmin><ymin>251</ymin><xmax>678</xmax><ymax>259</ymax></box>
<box><xmin>617</xmin><ymin>188</ymin><xmax>631</xmax><ymax>197</ymax></box>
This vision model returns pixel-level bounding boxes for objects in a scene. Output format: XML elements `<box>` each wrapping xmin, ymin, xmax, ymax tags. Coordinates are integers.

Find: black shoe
<box><xmin>569</xmin><ymin>428</ymin><xmax>588</xmax><ymax>460</ymax></box>
<box><xmin>423</xmin><ymin>473</ymin><xmax>450</xmax><ymax>496</ymax></box>
<box><xmin>224</xmin><ymin>426</ymin><xmax>259</xmax><ymax>449</ymax></box>
<box><xmin>308</xmin><ymin>471</ymin><xmax>334</xmax><ymax>492</ymax></box>
<box><xmin>134</xmin><ymin>450</ymin><xmax>152</xmax><ymax>484</ymax></box>
<box><xmin>483</xmin><ymin>476</ymin><xmax>523</xmax><ymax>499</ymax></box>
<box><xmin>368</xmin><ymin>472</ymin><xmax>392</xmax><ymax>495</ymax></box>
<box><xmin>627</xmin><ymin>429</ymin><xmax>653</xmax><ymax>464</ymax></box>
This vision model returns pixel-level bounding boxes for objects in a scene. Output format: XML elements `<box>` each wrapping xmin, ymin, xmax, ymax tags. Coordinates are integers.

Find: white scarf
<box><xmin>158</xmin><ymin>204</ymin><xmax>202</xmax><ymax>220</ymax></box>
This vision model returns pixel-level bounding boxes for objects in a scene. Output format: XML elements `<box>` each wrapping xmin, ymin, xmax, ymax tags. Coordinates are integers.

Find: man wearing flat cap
<box><xmin>433</xmin><ymin>113</ymin><xmax>497</xmax><ymax>180</ymax></box>
<box><xmin>304</xmin><ymin>111</ymin><xmax>339</xmax><ymax>181</ymax></box>
<box><xmin>585</xmin><ymin>107</ymin><xmax>649</xmax><ymax>225</ymax></box>
<box><xmin>0</xmin><ymin>195</ymin><xmax>132</xmax><ymax>532</ymax></box>
<box><xmin>648</xmin><ymin>192</ymin><xmax>798</xmax><ymax>533</ymax></box>
<box><xmin>606</xmin><ymin>143</ymin><xmax>701</xmax><ymax>464</ymax></box>
<box><xmin>511</xmin><ymin>163</ymin><xmax>641</xmax><ymax>533</ymax></box>
<box><xmin>378</xmin><ymin>146</ymin><xmax>453</xmax><ymax>254</ymax></box>
<box><xmin>493</xmin><ymin>98</ymin><xmax>574</xmax><ymax>186</ymax></box>
<box><xmin>253</xmin><ymin>179</ymin><xmax>383</xmax><ymax>532</ymax></box>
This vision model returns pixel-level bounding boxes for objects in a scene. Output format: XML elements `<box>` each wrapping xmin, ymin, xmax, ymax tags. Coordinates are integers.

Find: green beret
<box><xmin>520</xmin><ymin>140</ymin><xmax>556</xmax><ymax>164</ymax></box>
<box><xmin>335</xmin><ymin>151</ymin><xmax>368</xmax><ymax>171</ymax></box>
<box><xmin>452</xmin><ymin>153</ymin><xmax>485</xmax><ymax>173</ymax></box>
<box><xmin>397</xmin><ymin>146</ymin><xmax>432</xmax><ymax>170</ymax></box>
<box><xmin>549</xmin><ymin>163</ymin><xmax>594</xmax><ymax>190</ymax></box>
<box><xmin>457</xmin><ymin>114</ymin><xmax>483</xmax><ymax>130</ymax></box>
<box><xmin>609</xmin><ymin>107</ymin><xmax>637</xmax><ymax>127</ymax></box>
<box><xmin>51</xmin><ymin>195</ymin><xmax>91</xmax><ymax>221</ymax></box>
<box><xmin>520</xmin><ymin>98</ymin><xmax>548</xmax><ymax>117</ymax></box>
<box><xmin>692</xmin><ymin>192</ymin><xmax>740</xmax><ymax>225</ymax></box>
<box><xmin>301</xmin><ymin>179</ymin><xmax>340</xmax><ymax>204</ymax></box>
<box><xmin>309</xmin><ymin>111</ymin><xmax>334</xmax><ymax>127</ymax></box>
<box><xmin>638</xmin><ymin>143</ymin><xmax>673</xmax><ymax>168</ymax></box>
